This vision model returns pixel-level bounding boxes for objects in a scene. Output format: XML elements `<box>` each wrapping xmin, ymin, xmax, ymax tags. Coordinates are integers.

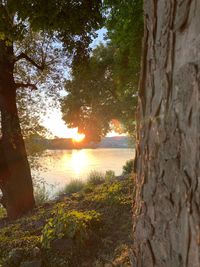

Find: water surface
<box><xmin>33</xmin><ymin>148</ymin><xmax>134</xmax><ymax>194</ymax></box>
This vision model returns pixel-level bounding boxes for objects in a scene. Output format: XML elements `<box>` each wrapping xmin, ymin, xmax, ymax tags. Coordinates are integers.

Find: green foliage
<box><xmin>95</xmin><ymin>182</ymin><xmax>123</xmax><ymax>205</ymax></box>
<box><xmin>0</xmin><ymin>174</ymin><xmax>133</xmax><ymax>266</ymax></box>
<box><xmin>91</xmin><ymin>180</ymin><xmax>128</xmax><ymax>206</ymax></box>
<box><xmin>87</xmin><ymin>171</ymin><xmax>105</xmax><ymax>186</ymax></box>
<box><xmin>41</xmin><ymin>208</ymin><xmax>101</xmax><ymax>249</ymax></box>
<box><xmin>0</xmin><ymin>1</ymin><xmax>103</xmax><ymax>45</ymax></box>
<box><xmin>104</xmin><ymin>0</ymin><xmax>143</xmax><ymax>85</ymax></box>
<box><xmin>61</xmin><ymin>0</ymin><xmax>143</xmax><ymax>140</ymax></box>
<box><xmin>61</xmin><ymin>179</ymin><xmax>85</xmax><ymax>195</ymax></box>
<box><xmin>0</xmin><ymin>223</ymin><xmax>40</xmax><ymax>260</ymax></box>
<box><xmin>0</xmin><ymin>0</ymin><xmax>103</xmax><ymax>146</ymax></box>
<box><xmin>105</xmin><ymin>170</ymin><xmax>115</xmax><ymax>182</ymax></box>
<box><xmin>61</xmin><ymin>44</ymin><xmax>119</xmax><ymax>141</ymax></box>
<box><xmin>83</xmin><ymin>173</ymin><xmax>133</xmax><ymax>207</ymax></box>
<box><xmin>122</xmin><ymin>159</ymin><xmax>134</xmax><ymax>175</ymax></box>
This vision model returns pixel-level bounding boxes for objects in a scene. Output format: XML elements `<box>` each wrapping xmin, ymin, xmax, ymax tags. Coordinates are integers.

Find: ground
<box><xmin>0</xmin><ymin>175</ymin><xmax>133</xmax><ymax>267</ymax></box>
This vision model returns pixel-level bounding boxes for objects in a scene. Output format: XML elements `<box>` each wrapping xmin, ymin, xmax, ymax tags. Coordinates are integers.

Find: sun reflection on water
<box><xmin>70</xmin><ymin>150</ymin><xmax>90</xmax><ymax>175</ymax></box>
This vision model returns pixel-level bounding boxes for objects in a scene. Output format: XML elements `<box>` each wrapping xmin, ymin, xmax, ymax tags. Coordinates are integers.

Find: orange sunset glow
<box><xmin>72</xmin><ymin>132</ymin><xmax>85</xmax><ymax>143</ymax></box>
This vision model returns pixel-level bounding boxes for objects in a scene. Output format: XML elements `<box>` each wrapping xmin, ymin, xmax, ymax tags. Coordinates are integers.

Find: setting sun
<box><xmin>72</xmin><ymin>132</ymin><xmax>85</xmax><ymax>143</ymax></box>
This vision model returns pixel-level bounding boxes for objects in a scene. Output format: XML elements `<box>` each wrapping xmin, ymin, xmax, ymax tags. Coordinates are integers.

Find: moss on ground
<box><xmin>0</xmin><ymin>175</ymin><xmax>134</xmax><ymax>266</ymax></box>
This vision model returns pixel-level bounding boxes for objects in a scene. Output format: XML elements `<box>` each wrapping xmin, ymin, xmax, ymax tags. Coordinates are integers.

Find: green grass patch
<box><xmin>61</xmin><ymin>179</ymin><xmax>85</xmax><ymax>195</ymax></box>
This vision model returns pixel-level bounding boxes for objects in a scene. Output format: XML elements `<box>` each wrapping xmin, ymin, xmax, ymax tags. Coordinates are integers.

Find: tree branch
<box><xmin>15</xmin><ymin>53</ymin><xmax>45</xmax><ymax>71</ymax></box>
<box><xmin>15</xmin><ymin>83</ymin><xmax>37</xmax><ymax>90</ymax></box>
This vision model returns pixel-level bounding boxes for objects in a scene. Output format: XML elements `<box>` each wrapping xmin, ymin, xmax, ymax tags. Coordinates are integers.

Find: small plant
<box><xmin>87</xmin><ymin>171</ymin><xmax>105</xmax><ymax>186</ymax></box>
<box><xmin>34</xmin><ymin>183</ymin><xmax>49</xmax><ymax>206</ymax></box>
<box><xmin>122</xmin><ymin>159</ymin><xmax>134</xmax><ymax>175</ymax></box>
<box><xmin>62</xmin><ymin>179</ymin><xmax>85</xmax><ymax>195</ymax></box>
<box><xmin>41</xmin><ymin>208</ymin><xmax>101</xmax><ymax>250</ymax></box>
<box><xmin>105</xmin><ymin>170</ymin><xmax>115</xmax><ymax>182</ymax></box>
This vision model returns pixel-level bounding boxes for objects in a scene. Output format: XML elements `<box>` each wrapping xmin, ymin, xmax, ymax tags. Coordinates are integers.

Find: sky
<box><xmin>41</xmin><ymin>28</ymin><xmax>120</xmax><ymax>139</ymax></box>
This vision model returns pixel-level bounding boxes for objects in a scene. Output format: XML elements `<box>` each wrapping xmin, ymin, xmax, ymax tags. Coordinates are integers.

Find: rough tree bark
<box><xmin>0</xmin><ymin>41</ymin><xmax>35</xmax><ymax>219</ymax></box>
<box><xmin>133</xmin><ymin>0</ymin><xmax>200</xmax><ymax>266</ymax></box>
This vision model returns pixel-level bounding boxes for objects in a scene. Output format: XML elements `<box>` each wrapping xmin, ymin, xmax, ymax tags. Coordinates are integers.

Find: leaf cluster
<box><xmin>41</xmin><ymin>208</ymin><xmax>101</xmax><ymax>249</ymax></box>
<box><xmin>0</xmin><ymin>1</ymin><xmax>103</xmax><ymax>44</ymax></box>
<box><xmin>61</xmin><ymin>0</ymin><xmax>143</xmax><ymax>141</ymax></box>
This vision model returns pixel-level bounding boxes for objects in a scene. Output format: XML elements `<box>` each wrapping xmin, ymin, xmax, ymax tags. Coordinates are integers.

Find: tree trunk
<box><xmin>133</xmin><ymin>0</ymin><xmax>200</xmax><ymax>266</ymax></box>
<box><xmin>0</xmin><ymin>41</ymin><xmax>35</xmax><ymax>219</ymax></box>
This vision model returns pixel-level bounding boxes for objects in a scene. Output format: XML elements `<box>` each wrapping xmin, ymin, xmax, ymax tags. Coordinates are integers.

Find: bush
<box><xmin>62</xmin><ymin>179</ymin><xmax>85</xmax><ymax>195</ymax></box>
<box><xmin>41</xmin><ymin>208</ymin><xmax>101</xmax><ymax>250</ymax></box>
<box><xmin>87</xmin><ymin>171</ymin><xmax>105</xmax><ymax>186</ymax></box>
<box><xmin>122</xmin><ymin>159</ymin><xmax>134</xmax><ymax>175</ymax></box>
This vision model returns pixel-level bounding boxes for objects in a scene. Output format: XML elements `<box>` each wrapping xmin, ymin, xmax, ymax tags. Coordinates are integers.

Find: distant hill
<box><xmin>97</xmin><ymin>136</ymin><xmax>131</xmax><ymax>148</ymax></box>
<box><xmin>30</xmin><ymin>136</ymin><xmax>133</xmax><ymax>150</ymax></box>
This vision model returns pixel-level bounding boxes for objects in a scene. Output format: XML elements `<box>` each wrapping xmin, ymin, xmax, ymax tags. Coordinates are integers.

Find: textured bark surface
<box><xmin>0</xmin><ymin>41</ymin><xmax>35</xmax><ymax>218</ymax></box>
<box><xmin>133</xmin><ymin>0</ymin><xmax>200</xmax><ymax>266</ymax></box>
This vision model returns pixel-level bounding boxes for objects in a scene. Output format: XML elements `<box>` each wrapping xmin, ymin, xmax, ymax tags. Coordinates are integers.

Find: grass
<box><xmin>34</xmin><ymin>184</ymin><xmax>50</xmax><ymax>206</ymax></box>
<box><xmin>60</xmin><ymin>179</ymin><xmax>85</xmax><ymax>195</ymax></box>
<box><xmin>87</xmin><ymin>170</ymin><xmax>105</xmax><ymax>185</ymax></box>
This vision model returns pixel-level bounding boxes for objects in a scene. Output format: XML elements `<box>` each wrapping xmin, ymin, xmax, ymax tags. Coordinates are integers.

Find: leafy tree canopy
<box><xmin>0</xmin><ymin>0</ymin><xmax>102</xmax><ymax>45</ymax></box>
<box><xmin>61</xmin><ymin>0</ymin><xmax>143</xmax><ymax>141</ymax></box>
<box><xmin>0</xmin><ymin>0</ymin><xmax>103</xmax><ymax>139</ymax></box>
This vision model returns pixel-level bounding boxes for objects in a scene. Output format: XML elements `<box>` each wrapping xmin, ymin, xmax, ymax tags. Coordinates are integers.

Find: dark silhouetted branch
<box><xmin>15</xmin><ymin>83</ymin><xmax>37</xmax><ymax>90</ymax></box>
<box><xmin>15</xmin><ymin>53</ymin><xmax>45</xmax><ymax>70</ymax></box>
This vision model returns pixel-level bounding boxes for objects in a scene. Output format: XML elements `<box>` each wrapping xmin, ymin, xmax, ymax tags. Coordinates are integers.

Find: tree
<box><xmin>61</xmin><ymin>44</ymin><xmax>119</xmax><ymax>142</ymax></box>
<box><xmin>0</xmin><ymin>0</ymin><xmax>102</xmax><ymax>218</ymax></box>
<box><xmin>61</xmin><ymin>0</ymin><xmax>143</xmax><ymax>141</ymax></box>
<box><xmin>133</xmin><ymin>1</ymin><xmax>200</xmax><ymax>266</ymax></box>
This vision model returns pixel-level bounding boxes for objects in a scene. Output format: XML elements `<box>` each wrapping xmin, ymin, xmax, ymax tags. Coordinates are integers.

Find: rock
<box><xmin>51</xmin><ymin>238</ymin><xmax>73</xmax><ymax>253</ymax></box>
<box><xmin>20</xmin><ymin>259</ymin><xmax>42</xmax><ymax>267</ymax></box>
<box><xmin>7</xmin><ymin>248</ymin><xmax>24</xmax><ymax>265</ymax></box>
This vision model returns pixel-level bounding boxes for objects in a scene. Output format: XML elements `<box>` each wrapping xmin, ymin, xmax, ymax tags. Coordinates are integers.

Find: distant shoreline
<box><xmin>32</xmin><ymin>136</ymin><xmax>134</xmax><ymax>150</ymax></box>
<box><xmin>45</xmin><ymin>147</ymin><xmax>134</xmax><ymax>151</ymax></box>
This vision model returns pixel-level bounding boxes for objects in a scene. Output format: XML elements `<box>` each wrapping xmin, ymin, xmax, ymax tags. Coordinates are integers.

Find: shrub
<box><xmin>87</xmin><ymin>171</ymin><xmax>105</xmax><ymax>186</ymax></box>
<box><xmin>122</xmin><ymin>159</ymin><xmax>134</xmax><ymax>175</ymax></box>
<box><xmin>41</xmin><ymin>208</ymin><xmax>101</xmax><ymax>250</ymax></box>
<box><xmin>62</xmin><ymin>179</ymin><xmax>85</xmax><ymax>195</ymax></box>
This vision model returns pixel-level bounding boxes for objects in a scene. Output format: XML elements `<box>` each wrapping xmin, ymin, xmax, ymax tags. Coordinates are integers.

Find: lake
<box><xmin>33</xmin><ymin>148</ymin><xmax>134</xmax><ymax>195</ymax></box>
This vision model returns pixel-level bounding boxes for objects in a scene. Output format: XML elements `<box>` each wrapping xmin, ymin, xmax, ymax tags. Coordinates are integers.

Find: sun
<box><xmin>72</xmin><ymin>132</ymin><xmax>85</xmax><ymax>143</ymax></box>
